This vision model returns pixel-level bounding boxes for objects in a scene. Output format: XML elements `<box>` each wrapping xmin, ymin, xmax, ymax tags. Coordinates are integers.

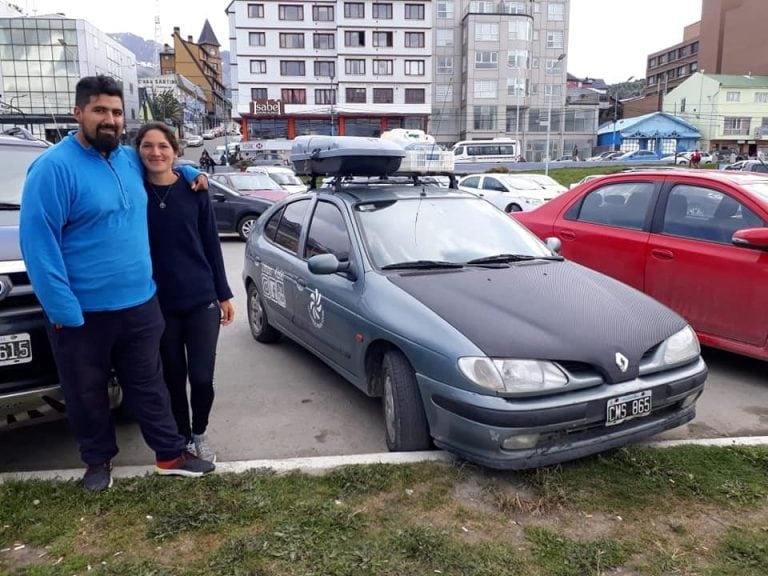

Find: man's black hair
<box><xmin>75</xmin><ymin>75</ymin><xmax>124</xmax><ymax>109</ymax></box>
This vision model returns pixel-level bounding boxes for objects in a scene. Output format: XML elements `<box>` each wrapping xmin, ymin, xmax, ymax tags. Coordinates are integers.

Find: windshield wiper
<box><xmin>0</xmin><ymin>202</ymin><xmax>21</xmax><ymax>210</ymax></box>
<box><xmin>381</xmin><ymin>260</ymin><xmax>465</xmax><ymax>270</ymax></box>
<box><xmin>466</xmin><ymin>253</ymin><xmax>563</xmax><ymax>265</ymax></box>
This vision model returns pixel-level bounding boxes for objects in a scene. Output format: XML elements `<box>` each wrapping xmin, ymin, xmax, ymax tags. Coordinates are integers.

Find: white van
<box><xmin>381</xmin><ymin>128</ymin><xmax>435</xmax><ymax>144</ymax></box>
<box><xmin>451</xmin><ymin>138</ymin><xmax>520</xmax><ymax>163</ymax></box>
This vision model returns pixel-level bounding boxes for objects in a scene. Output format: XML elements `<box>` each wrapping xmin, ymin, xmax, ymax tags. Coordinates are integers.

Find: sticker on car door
<box><xmin>261</xmin><ymin>264</ymin><xmax>287</xmax><ymax>308</ymax></box>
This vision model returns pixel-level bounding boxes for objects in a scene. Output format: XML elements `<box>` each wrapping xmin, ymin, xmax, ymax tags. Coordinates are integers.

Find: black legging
<box><xmin>160</xmin><ymin>301</ymin><xmax>222</xmax><ymax>442</ymax></box>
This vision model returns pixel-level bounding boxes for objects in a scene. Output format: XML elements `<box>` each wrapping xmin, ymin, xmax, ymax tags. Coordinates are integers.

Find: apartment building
<box><xmin>0</xmin><ymin>11</ymin><xmax>139</xmax><ymax>141</ymax></box>
<box><xmin>644</xmin><ymin>21</ymin><xmax>700</xmax><ymax>107</ymax></box>
<box><xmin>226</xmin><ymin>0</ymin><xmax>432</xmax><ymax>139</ymax></box>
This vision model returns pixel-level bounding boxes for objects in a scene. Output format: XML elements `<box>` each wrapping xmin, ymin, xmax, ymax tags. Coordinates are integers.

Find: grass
<box><xmin>2</xmin><ymin>445</ymin><xmax>768</xmax><ymax>575</ymax></box>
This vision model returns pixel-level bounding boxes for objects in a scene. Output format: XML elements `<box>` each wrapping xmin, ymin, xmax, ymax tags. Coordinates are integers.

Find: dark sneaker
<box><xmin>82</xmin><ymin>461</ymin><xmax>113</xmax><ymax>492</ymax></box>
<box><xmin>155</xmin><ymin>450</ymin><xmax>215</xmax><ymax>477</ymax></box>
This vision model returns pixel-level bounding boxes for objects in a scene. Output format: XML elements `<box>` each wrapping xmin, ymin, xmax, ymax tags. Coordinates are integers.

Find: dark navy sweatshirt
<box><xmin>146</xmin><ymin>175</ymin><xmax>233</xmax><ymax>313</ymax></box>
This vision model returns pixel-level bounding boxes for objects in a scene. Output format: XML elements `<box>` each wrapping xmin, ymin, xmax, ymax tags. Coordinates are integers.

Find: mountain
<box><xmin>108</xmin><ymin>32</ymin><xmax>231</xmax><ymax>87</ymax></box>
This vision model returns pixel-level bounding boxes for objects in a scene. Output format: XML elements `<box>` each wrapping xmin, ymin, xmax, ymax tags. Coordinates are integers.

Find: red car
<box><xmin>514</xmin><ymin>169</ymin><xmax>768</xmax><ymax>361</ymax></box>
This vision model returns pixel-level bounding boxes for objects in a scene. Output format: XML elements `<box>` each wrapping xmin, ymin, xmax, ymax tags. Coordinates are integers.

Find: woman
<box><xmin>199</xmin><ymin>149</ymin><xmax>213</xmax><ymax>173</ymax></box>
<box><xmin>135</xmin><ymin>122</ymin><xmax>235</xmax><ymax>463</ymax></box>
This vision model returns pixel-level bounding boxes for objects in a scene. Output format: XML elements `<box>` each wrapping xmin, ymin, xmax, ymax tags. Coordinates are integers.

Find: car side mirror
<box><xmin>545</xmin><ymin>237</ymin><xmax>562</xmax><ymax>254</ymax></box>
<box><xmin>308</xmin><ymin>253</ymin><xmax>357</xmax><ymax>280</ymax></box>
<box><xmin>732</xmin><ymin>227</ymin><xmax>768</xmax><ymax>250</ymax></box>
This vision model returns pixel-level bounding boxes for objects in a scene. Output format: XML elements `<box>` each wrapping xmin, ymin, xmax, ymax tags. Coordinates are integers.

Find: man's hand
<box><xmin>191</xmin><ymin>173</ymin><xmax>209</xmax><ymax>191</ymax></box>
<box><xmin>219</xmin><ymin>300</ymin><xmax>235</xmax><ymax>326</ymax></box>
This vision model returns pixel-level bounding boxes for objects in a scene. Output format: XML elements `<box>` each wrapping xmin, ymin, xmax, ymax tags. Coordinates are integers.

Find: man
<box><xmin>20</xmin><ymin>75</ymin><xmax>215</xmax><ymax>492</ymax></box>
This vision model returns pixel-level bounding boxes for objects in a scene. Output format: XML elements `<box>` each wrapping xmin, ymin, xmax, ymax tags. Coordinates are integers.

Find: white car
<box><xmin>514</xmin><ymin>174</ymin><xmax>568</xmax><ymax>195</ymax></box>
<box><xmin>458</xmin><ymin>173</ymin><xmax>554</xmax><ymax>213</ymax></box>
<box><xmin>661</xmin><ymin>151</ymin><xmax>715</xmax><ymax>166</ymax></box>
<box><xmin>186</xmin><ymin>134</ymin><xmax>203</xmax><ymax>147</ymax></box>
<box><xmin>245</xmin><ymin>165</ymin><xmax>308</xmax><ymax>193</ymax></box>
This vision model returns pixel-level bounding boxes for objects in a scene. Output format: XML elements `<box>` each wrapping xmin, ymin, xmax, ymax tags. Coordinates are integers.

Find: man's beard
<box><xmin>84</xmin><ymin>125</ymin><xmax>120</xmax><ymax>155</ymax></box>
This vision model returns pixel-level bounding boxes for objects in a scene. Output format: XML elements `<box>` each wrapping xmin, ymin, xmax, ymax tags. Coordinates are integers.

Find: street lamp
<box><xmin>612</xmin><ymin>75</ymin><xmax>634</xmax><ymax>151</ymax></box>
<box><xmin>9</xmin><ymin>93</ymin><xmax>28</xmax><ymax>110</ymax></box>
<box><xmin>544</xmin><ymin>53</ymin><xmax>566</xmax><ymax>176</ymax></box>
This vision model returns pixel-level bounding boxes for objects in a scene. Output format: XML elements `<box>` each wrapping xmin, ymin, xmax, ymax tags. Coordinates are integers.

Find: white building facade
<box><xmin>226</xmin><ymin>0</ymin><xmax>433</xmax><ymax>139</ymax></box>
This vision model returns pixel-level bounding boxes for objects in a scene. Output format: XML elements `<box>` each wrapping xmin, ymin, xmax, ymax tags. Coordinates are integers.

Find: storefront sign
<box><xmin>250</xmin><ymin>99</ymin><xmax>284</xmax><ymax>116</ymax></box>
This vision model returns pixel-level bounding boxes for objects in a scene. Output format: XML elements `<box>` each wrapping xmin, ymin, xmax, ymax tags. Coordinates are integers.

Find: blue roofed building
<box><xmin>597</xmin><ymin>111</ymin><xmax>701</xmax><ymax>156</ymax></box>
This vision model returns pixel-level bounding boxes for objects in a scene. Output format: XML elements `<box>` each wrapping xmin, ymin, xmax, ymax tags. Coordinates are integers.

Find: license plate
<box><xmin>606</xmin><ymin>390</ymin><xmax>652</xmax><ymax>426</ymax></box>
<box><xmin>0</xmin><ymin>333</ymin><xmax>32</xmax><ymax>367</ymax></box>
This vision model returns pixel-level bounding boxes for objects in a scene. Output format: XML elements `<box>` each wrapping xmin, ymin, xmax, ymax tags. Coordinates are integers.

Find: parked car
<box><xmin>458</xmin><ymin>173</ymin><xmax>555</xmax><ymax>212</ymax></box>
<box><xmin>661</xmin><ymin>151</ymin><xmax>715</xmax><ymax>166</ymax></box>
<box><xmin>515</xmin><ymin>174</ymin><xmax>568</xmax><ymax>195</ymax></box>
<box><xmin>1</xmin><ymin>133</ymin><xmax>120</xmax><ymax>429</ymax></box>
<box><xmin>211</xmin><ymin>172</ymin><xmax>288</xmax><ymax>205</ymax></box>
<box><xmin>243</xmin><ymin>151</ymin><xmax>289</xmax><ymax>167</ymax></box>
<box><xmin>723</xmin><ymin>160</ymin><xmax>768</xmax><ymax>173</ymax></box>
<box><xmin>202</xmin><ymin>130</ymin><xmax>216</xmax><ymax>140</ymax></box>
<box><xmin>246</xmin><ymin>166</ymin><xmax>308</xmax><ymax>194</ymax></box>
<box><xmin>186</xmin><ymin>134</ymin><xmax>204</xmax><ymax>147</ymax></box>
<box><xmin>616</xmin><ymin>149</ymin><xmax>660</xmax><ymax>162</ymax></box>
<box><xmin>514</xmin><ymin>168</ymin><xmax>768</xmax><ymax>361</ymax></box>
<box><xmin>242</xmin><ymin>144</ymin><xmax>707</xmax><ymax>470</ymax></box>
<box><xmin>587</xmin><ymin>151</ymin><xmax>620</xmax><ymax>162</ymax></box>
<box><xmin>208</xmin><ymin>178</ymin><xmax>275</xmax><ymax>240</ymax></box>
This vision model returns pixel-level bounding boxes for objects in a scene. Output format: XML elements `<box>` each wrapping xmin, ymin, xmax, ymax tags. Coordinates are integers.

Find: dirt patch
<box><xmin>0</xmin><ymin>544</ymin><xmax>50</xmax><ymax>571</ymax></box>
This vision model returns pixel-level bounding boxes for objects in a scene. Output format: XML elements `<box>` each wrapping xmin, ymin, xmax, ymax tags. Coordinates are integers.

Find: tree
<box><xmin>146</xmin><ymin>89</ymin><xmax>185</xmax><ymax>135</ymax></box>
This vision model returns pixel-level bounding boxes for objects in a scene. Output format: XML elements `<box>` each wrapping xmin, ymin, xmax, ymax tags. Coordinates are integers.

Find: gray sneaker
<box><xmin>82</xmin><ymin>461</ymin><xmax>113</xmax><ymax>492</ymax></box>
<box><xmin>155</xmin><ymin>450</ymin><xmax>215</xmax><ymax>477</ymax></box>
<box><xmin>192</xmin><ymin>433</ymin><xmax>217</xmax><ymax>463</ymax></box>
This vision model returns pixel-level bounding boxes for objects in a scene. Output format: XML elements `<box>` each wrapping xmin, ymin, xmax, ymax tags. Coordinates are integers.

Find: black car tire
<box><xmin>382</xmin><ymin>350</ymin><xmax>431</xmax><ymax>451</ymax></box>
<box><xmin>247</xmin><ymin>282</ymin><xmax>280</xmax><ymax>343</ymax></box>
<box><xmin>237</xmin><ymin>214</ymin><xmax>259</xmax><ymax>241</ymax></box>
<box><xmin>505</xmin><ymin>203</ymin><xmax>522</xmax><ymax>213</ymax></box>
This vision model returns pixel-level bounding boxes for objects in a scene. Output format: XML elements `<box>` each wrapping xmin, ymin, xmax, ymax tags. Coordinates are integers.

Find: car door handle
<box><xmin>559</xmin><ymin>230</ymin><xmax>576</xmax><ymax>240</ymax></box>
<box><xmin>297</xmin><ymin>278</ymin><xmax>307</xmax><ymax>290</ymax></box>
<box><xmin>650</xmin><ymin>248</ymin><xmax>674</xmax><ymax>260</ymax></box>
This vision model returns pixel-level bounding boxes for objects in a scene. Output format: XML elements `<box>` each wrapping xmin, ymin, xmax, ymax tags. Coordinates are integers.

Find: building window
<box><xmin>251</xmin><ymin>88</ymin><xmax>268</xmax><ymax>100</ymax></box>
<box><xmin>372</xmin><ymin>2</ymin><xmax>393</xmax><ymax>18</ymax></box>
<box><xmin>345</xmin><ymin>31</ymin><xmax>365</xmax><ymax>47</ymax></box>
<box><xmin>547</xmin><ymin>30</ymin><xmax>564</xmax><ymax>49</ymax></box>
<box><xmin>313</xmin><ymin>5</ymin><xmax>334</xmax><ymax>20</ymax></box>
<box><xmin>691</xmin><ymin>41</ymin><xmax>699</xmax><ymax>54</ymax></box>
<box><xmin>248</xmin><ymin>32</ymin><xmax>266</xmax><ymax>46</ymax></box>
<box><xmin>435</xmin><ymin>84</ymin><xmax>453</xmax><ymax>102</ymax></box>
<box><xmin>503</xmin><ymin>1</ymin><xmax>528</xmax><ymax>15</ymax></box>
<box><xmin>726</xmin><ymin>91</ymin><xmax>741</xmax><ymax>102</ymax></box>
<box><xmin>372</xmin><ymin>59</ymin><xmax>393</xmax><ymax>75</ymax></box>
<box><xmin>247</xmin><ymin>3</ymin><xmax>264</xmax><ymax>18</ymax></box>
<box><xmin>475</xmin><ymin>51</ymin><xmax>498</xmax><ymax>69</ymax></box>
<box><xmin>315</xmin><ymin>89</ymin><xmax>336</xmax><ymax>104</ymax></box>
<box><xmin>723</xmin><ymin>117</ymin><xmax>750</xmax><ymax>135</ymax></box>
<box><xmin>678</xmin><ymin>46</ymin><xmax>687</xmax><ymax>58</ymax></box>
<box><xmin>346</xmin><ymin>87</ymin><xmax>366</xmax><ymax>103</ymax></box>
<box><xmin>546</xmin><ymin>58</ymin><xmax>563</xmax><ymax>75</ymax></box>
<box><xmin>436</xmin><ymin>29</ymin><xmax>453</xmax><ymax>47</ymax></box>
<box><xmin>470</xmin><ymin>1</ymin><xmax>495</xmax><ymax>13</ymax></box>
<box><xmin>755</xmin><ymin>92</ymin><xmax>768</xmax><ymax>104</ymax></box>
<box><xmin>473</xmin><ymin>105</ymin><xmax>497</xmax><ymax>130</ymax></box>
<box><xmin>279</xmin><ymin>4</ymin><xmax>304</xmax><ymax>20</ymax></box>
<box><xmin>313</xmin><ymin>33</ymin><xmax>335</xmax><ymax>49</ymax></box>
<box><xmin>249</xmin><ymin>60</ymin><xmax>267</xmax><ymax>74</ymax></box>
<box><xmin>548</xmin><ymin>3</ymin><xmax>564</xmax><ymax>21</ymax></box>
<box><xmin>475</xmin><ymin>23</ymin><xmax>499</xmax><ymax>41</ymax></box>
<box><xmin>279</xmin><ymin>33</ymin><xmax>305</xmax><ymax>49</ymax></box>
<box><xmin>373</xmin><ymin>31</ymin><xmax>393</xmax><ymax>47</ymax></box>
<box><xmin>508</xmin><ymin>20</ymin><xmax>531</xmax><ymax>41</ymax></box>
<box><xmin>437</xmin><ymin>56</ymin><xmax>453</xmax><ymax>74</ymax></box>
<box><xmin>508</xmin><ymin>49</ymin><xmax>529</xmax><ymax>69</ymax></box>
<box><xmin>345</xmin><ymin>59</ymin><xmax>366</xmax><ymax>75</ymax></box>
<box><xmin>281</xmin><ymin>88</ymin><xmax>306</xmax><ymax>104</ymax></box>
<box><xmin>649</xmin><ymin>57</ymin><xmax>657</xmax><ymax>68</ymax></box>
<box><xmin>314</xmin><ymin>61</ymin><xmax>336</xmax><ymax>77</ymax></box>
<box><xmin>404</xmin><ymin>88</ymin><xmax>425</xmax><ymax>103</ymax></box>
<box><xmin>405</xmin><ymin>4</ymin><xmax>425</xmax><ymax>19</ymax></box>
<box><xmin>404</xmin><ymin>32</ymin><xmax>425</xmax><ymax>47</ymax></box>
<box><xmin>280</xmin><ymin>61</ymin><xmax>305</xmax><ymax>76</ymax></box>
<box><xmin>437</xmin><ymin>0</ymin><xmax>454</xmax><ymax>18</ymax></box>
<box><xmin>507</xmin><ymin>77</ymin><xmax>526</xmax><ymax>96</ymax></box>
<box><xmin>344</xmin><ymin>2</ymin><xmax>365</xmax><ymax>18</ymax></box>
<box><xmin>373</xmin><ymin>88</ymin><xmax>394</xmax><ymax>103</ymax></box>
<box><xmin>690</xmin><ymin>62</ymin><xmax>698</xmax><ymax>73</ymax></box>
<box><xmin>474</xmin><ymin>80</ymin><xmax>497</xmax><ymax>99</ymax></box>
<box><xmin>404</xmin><ymin>60</ymin><xmax>425</xmax><ymax>76</ymax></box>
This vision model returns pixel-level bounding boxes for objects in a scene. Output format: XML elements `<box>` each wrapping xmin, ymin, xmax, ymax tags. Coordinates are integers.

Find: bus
<box><xmin>451</xmin><ymin>138</ymin><xmax>520</xmax><ymax>163</ymax></box>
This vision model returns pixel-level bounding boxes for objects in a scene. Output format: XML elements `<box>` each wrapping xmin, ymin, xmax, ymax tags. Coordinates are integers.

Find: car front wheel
<box><xmin>247</xmin><ymin>283</ymin><xmax>280</xmax><ymax>343</ymax></box>
<box><xmin>237</xmin><ymin>215</ymin><xmax>259</xmax><ymax>241</ymax></box>
<box><xmin>382</xmin><ymin>350</ymin><xmax>431</xmax><ymax>451</ymax></box>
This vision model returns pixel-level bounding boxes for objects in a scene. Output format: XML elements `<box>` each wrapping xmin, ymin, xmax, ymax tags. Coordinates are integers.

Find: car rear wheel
<box><xmin>247</xmin><ymin>283</ymin><xmax>280</xmax><ymax>343</ymax></box>
<box><xmin>382</xmin><ymin>350</ymin><xmax>431</xmax><ymax>451</ymax></box>
<box><xmin>237</xmin><ymin>215</ymin><xmax>259</xmax><ymax>241</ymax></box>
<box><xmin>505</xmin><ymin>203</ymin><xmax>522</xmax><ymax>213</ymax></box>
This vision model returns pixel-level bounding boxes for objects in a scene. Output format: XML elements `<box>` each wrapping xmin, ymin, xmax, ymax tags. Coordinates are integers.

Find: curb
<box><xmin>2</xmin><ymin>437</ymin><xmax>768</xmax><ymax>484</ymax></box>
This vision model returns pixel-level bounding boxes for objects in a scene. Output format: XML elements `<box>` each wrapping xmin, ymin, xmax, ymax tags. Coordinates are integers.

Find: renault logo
<box><xmin>615</xmin><ymin>352</ymin><xmax>629</xmax><ymax>373</ymax></box>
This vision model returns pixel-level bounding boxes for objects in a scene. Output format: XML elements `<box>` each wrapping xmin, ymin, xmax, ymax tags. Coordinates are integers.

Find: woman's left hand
<box><xmin>219</xmin><ymin>300</ymin><xmax>235</xmax><ymax>326</ymax></box>
<box><xmin>191</xmin><ymin>173</ymin><xmax>209</xmax><ymax>191</ymax></box>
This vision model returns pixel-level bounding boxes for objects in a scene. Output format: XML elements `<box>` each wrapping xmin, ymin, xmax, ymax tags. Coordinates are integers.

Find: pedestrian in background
<box><xmin>199</xmin><ymin>149</ymin><xmax>214</xmax><ymax>173</ymax></box>
<box><xmin>691</xmin><ymin>149</ymin><xmax>702</xmax><ymax>168</ymax></box>
<box><xmin>20</xmin><ymin>75</ymin><xmax>215</xmax><ymax>492</ymax></box>
<box><xmin>136</xmin><ymin>122</ymin><xmax>235</xmax><ymax>463</ymax></box>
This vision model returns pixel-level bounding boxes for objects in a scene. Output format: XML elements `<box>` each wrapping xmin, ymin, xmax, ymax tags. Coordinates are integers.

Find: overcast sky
<box><xmin>23</xmin><ymin>0</ymin><xmax>702</xmax><ymax>84</ymax></box>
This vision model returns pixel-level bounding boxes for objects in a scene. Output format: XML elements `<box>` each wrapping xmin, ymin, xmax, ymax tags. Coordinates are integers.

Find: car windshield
<box><xmin>4</xmin><ymin>145</ymin><xmax>44</xmax><ymax>205</ymax></box>
<box><xmin>228</xmin><ymin>174</ymin><xmax>283</xmax><ymax>190</ymax></box>
<box><xmin>269</xmin><ymin>172</ymin><xmax>303</xmax><ymax>186</ymax></box>
<box><xmin>354</xmin><ymin>196</ymin><xmax>552</xmax><ymax>268</ymax></box>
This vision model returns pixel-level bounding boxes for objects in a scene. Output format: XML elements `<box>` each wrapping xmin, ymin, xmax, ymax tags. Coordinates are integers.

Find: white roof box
<box><xmin>290</xmin><ymin>136</ymin><xmax>405</xmax><ymax>177</ymax></box>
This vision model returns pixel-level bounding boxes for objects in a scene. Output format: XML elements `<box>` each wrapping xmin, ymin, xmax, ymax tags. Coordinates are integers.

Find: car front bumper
<box><xmin>418</xmin><ymin>357</ymin><xmax>707</xmax><ymax>470</ymax></box>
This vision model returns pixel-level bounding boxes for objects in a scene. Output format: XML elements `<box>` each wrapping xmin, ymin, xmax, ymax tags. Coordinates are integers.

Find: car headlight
<box><xmin>458</xmin><ymin>358</ymin><xmax>568</xmax><ymax>395</ymax></box>
<box><xmin>519</xmin><ymin>197</ymin><xmax>544</xmax><ymax>205</ymax></box>
<box><xmin>661</xmin><ymin>326</ymin><xmax>700</xmax><ymax>366</ymax></box>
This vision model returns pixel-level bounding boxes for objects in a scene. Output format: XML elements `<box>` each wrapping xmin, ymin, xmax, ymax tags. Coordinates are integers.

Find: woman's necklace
<box><xmin>148</xmin><ymin>180</ymin><xmax>174</xmax><ymax>209</ymax></box>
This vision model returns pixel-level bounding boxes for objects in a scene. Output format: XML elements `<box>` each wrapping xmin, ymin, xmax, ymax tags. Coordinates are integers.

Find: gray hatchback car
<box><xmin>242</xmin><ymin>146</ymin><xmax>707</xmax><ymax>470</ymax></box>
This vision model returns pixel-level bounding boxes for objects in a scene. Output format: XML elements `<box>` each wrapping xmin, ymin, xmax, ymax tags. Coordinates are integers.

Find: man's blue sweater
<box><xmin>20</xmin><ymin>133</ymin><xmax>200</xmax><ymax>326</ymax></box>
